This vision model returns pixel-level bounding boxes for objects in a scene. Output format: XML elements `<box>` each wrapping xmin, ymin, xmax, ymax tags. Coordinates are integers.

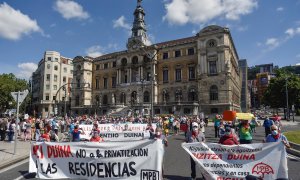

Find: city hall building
<box><xmin>70</xmin><ymin>0</ymin><xmax>242</xmax><ymax>117</ymax></box>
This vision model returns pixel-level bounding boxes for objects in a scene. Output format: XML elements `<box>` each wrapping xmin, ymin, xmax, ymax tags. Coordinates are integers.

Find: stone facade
<box><xmin>70</xmin><ymin>1</ymin><xmax>242</xmax><ymax>116</ymax></box>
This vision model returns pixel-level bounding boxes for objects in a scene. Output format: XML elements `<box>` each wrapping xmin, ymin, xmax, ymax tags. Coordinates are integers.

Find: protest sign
<box><xmin>99</xmin><ymin>131</ymin><xmax>149</xmax><ymax>141</ymax></box>
<box><xmin>29</xmin><ymin>140</ymin><xmax>164</xmax><ymax>179</ymax></box>
<box><xmin>182</xmin><ymin>141</ymin><xmax>288</xmax><ymax>180</ymax></box>
<box><xmin>79</xmin><ymin>124</ymin><xmax>156</xmax><ymax>140</ymax></box>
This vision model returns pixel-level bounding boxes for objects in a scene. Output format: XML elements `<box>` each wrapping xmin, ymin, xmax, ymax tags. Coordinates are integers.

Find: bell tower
<box><xmin>127</xmin><ymin>0</ymin><xmax>151</xmax><ymax>50</ymax></box>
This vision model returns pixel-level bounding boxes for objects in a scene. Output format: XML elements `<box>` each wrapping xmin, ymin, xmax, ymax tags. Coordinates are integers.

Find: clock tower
<box><xmin>127</xmin><ymin>0</ymin><xmax>151</xmax><ymax>50</ymax></box>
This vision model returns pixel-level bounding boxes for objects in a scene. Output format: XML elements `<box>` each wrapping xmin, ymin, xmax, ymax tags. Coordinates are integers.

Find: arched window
<box><xmin>121</xmin><ymin>58</ymin><xmax>127</xmax><ymax>66</ymax></box>
<box><xmin>206</xmin><ymin>39</ymin><xmax>217</xmax><ymax>48</ymax></box>
<box><xmin>132</xmin><ymin>56</ymin><xmax>138</xmax><ymax>64</ymax></box>
<box><xmin>143</xmin><ymin>55</ymin><xmax>150</xmax><ymax>63</ymax></box>
<box><xmin>103</xmin><ymin>95</ymin><xmax>108</xmax><ymax>105</ymax></box>
<box><xmin>95</xmin><ymin>95</ymin><xmax>100</xmax><ymax>105</ymax></box>
<box><xmin>210</xmin><ymin>85</ymin><xmax>218</xmax><ymax>100</ymax></box>
<box><xmin>77</xmin><ymin>65</ymin><xmax>81</xmax><ymax>70</ymax></box>
<box><xmin>144</xmin><ymin>91</ymin><xmax>150</xmax><ymax>102</ymax></box>
<box><xmin>131</xmin><ymin>91</ymin><xmax>137</xmax><ymax>104</ymax></box>
<box><xmin>188</xmin><ymin>89</ymin><xmax>197</xmax><ymax>102</ymax></box>
<box><xmin>120</xmin><ymin>92</ymin><xmax>126</xmax><ymax>104</ymax></box>
<box><xmin>175</xmin><ymin>89</ymin><xmax>182</xmax><ymax>102</ymax></box>
<box><xmin>162</xmin><ymin>89</ymin><xmax>169</xmax><ymax>102</ymax></box>
<box><xmin>75</xmin><ymin>95</ymin><xmax>80</xmax><ymax>106</ymax></box>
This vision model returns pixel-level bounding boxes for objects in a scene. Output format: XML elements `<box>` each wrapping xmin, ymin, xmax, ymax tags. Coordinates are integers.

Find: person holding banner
<box><xmin>265</xmin><ymin>125</ymin><xmax>290</xmax><ymax>149</ymax></box>
<box><xmin>186</xmin><ymin>122</ymin><xmax>205</xmax><ymax>180</ymax></box>
<box><xmin>90</xmin><ymin>131</ymin><xmax>104</xmax><ymax>142</ymax></box>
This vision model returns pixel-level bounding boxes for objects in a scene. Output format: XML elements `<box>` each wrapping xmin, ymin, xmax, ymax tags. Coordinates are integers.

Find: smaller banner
<box><xmin>29</xmin><ymin>140</ymin><xmax>164</xmax><ymax>179</ymax></box>
<box><xmin>79</xmin><ymin>124</ymin><xmax>156</xmax><ymax>140</ymax></box>
<box><xmin>182</xmin><ymin>141</ymin><xmax>288</xmax><ymax>180</ymax></box>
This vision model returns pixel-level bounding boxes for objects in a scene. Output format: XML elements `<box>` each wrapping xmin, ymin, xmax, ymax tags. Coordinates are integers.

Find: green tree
<box><xmin>0</xmin><ymin>73</ymin><xmax>29</xmax><ymax>114</ymax></box>
<box><xmin>262</xmin><ymin>69</ymin><xmax>300</xmax><ymax>109</ymax></box>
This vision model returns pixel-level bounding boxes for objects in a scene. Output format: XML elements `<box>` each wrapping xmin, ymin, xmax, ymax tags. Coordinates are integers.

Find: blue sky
<box><xmin>0</xmin><ymin>0</ymin><xmax>300</xmax><ymax>79</ymax></box>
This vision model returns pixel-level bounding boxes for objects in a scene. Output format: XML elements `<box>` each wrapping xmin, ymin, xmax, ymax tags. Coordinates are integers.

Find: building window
<box><xmin>175</xmin><ymin>69</ymin><xmax>181</xmax><ymax>82</ymax></box>
<box><xmin>96</xmin><ymin>65</ymin><xmax>100</xmax><ymax>70</ymax></box>
<box><xmin>207</xmin><ymin>39</ymin><xmax>217</xmax><ymax>47</ymax></box>
<box><xmin>54</xmin><ymin>75</ymin><xmax>57</xmax><ymax>82</ymax></box>
<box><xmin>144</xmin><ymin>91</ymin><xmax>150</xmax><ymax>102</ymax></box>
<box><xmin>112</xmin><ymin>61</ymin><xmax>116</xmax><ymax>67</ymax></box>
<box><xmin>75</xmin><ymin>96</ymin><xmax>80</xmax><ymax>106</ymax></box>
<box><xmin>45</xmin><ymin>95</ymin><xmax>49</xmax><ymax>100</ymax></box>
<box><xmin>54</xmin><ymin>58</ymin><xmax>59</xmax><ymax>61</ymax></box>
<box><xmin>46</xmin><ymin>85</ymin><xmax>50</xmax><ymax>90</ymax></box>
<box><xmin>121</xmin><ymin>58</ymin><xmax>127</xmax><ymax>66</ymax></box>
<box><xmin>53</xmin><ymin>96</ymin><xmax>56</xmax><ymax>101</ymax></box>
<box><xmin>96</xmin><ymin>79</ymin><xmax>99</xmax><ymax>89</ymax></box>
<box><xmin>103</xmin><ymin>95</ymin><xmax>108</xmax><ymax>105</ymax></box>
<box><xmin>104</xmin><ymin>63</ymin><xmax>108</xmax><ymax>69</ymax></box>
<box><xmin>63</xmin><ymin>76</ymin><xmax>66</xmax><ymax>83</ymax></box>
<box><xmin>47</xmin><ymin>57</ymin><xmax>51</xmax><ymax>61</ymax></box>
<box><xmin>132</xmin><ymin>56</ymin><xmax>138</xmax><ymax>64</ymax></box>
<box><xmin>188</xmin><ymin>89</ymin><xmax>197</xmax><ymax>102</ymax></box>
<box><xmin>45</xmin><ymin>107</ymin><xmax>48</xmax><ymax>112</ymax></box>
<box><xmin>54</xmin><ymin>66</ymin><xmax>58</xmax><ymax>71</ymax></box>
<box><xmin>77</xmin><ymin>79</ymin><xmax>81</xmax><ymax>88</ymax></box>
<box><xmin>210</xmin><ymin>85</ymin><xmax>218</xmax><ymax>101</ymax></box>
<box><xmin>46</xmin><ymin>74</ymin><xmax>50</xmax><ymax>81</ymax></box>
<box><xmin>53</xmin><ymin>85</ymin><xmax>57</xmax><ymax>90</ymax></box>
<box><xmin>189</xmin><ymin>67</ymin><xmax>196</xmax><ymax>80</ymax></box>
<box><xmin>175</xmin><ymin>89</ymin><xmax>183</xmax><ymax>101</ymax></box>
<box><xmin>163</xmin><ymin>52</ymin><xmax>168</xmax><ymax>59</ymax></box>
<box><xmin>175</xmin><ymin>50</ymin><xmax>181</xmax><ymax>58</ymax></box>
<box><xmin>188</xmin><ymin>48</ymin><xmax>194</xmax><ymax>55</ymax></box>
<box><xmin>163</xmin><ymin>69</ymin><xmax>168</xmax><ymax>83</ymax></box>
<box><xmin>120</xmin><ymin>93</ymin><xmax>126</xmax><ymax>104</ymax></box>
<box><xmin>103</xmin><ymin>78</ymin><xmax>108</xmax><ymax>89</ymax></box>
<box><xmin>124</xmin><ymin>75</ymin><xmax>128</xmax><ymax>83</ymax></box>
<box><xmin>209</xmin><ymin>61</ymin><xmax>217</xmax><ymax>75</ymax></box>
<box><xmin>146</xmin><ymin>72</ymin><xmax>151</xmax><ymax>81</ymax></box>
<box><xmin>112</xmin><ymin>77</ymin><xmax>116</xmax><ymax>88</ymax></box>
<box><xmin>64</xmin><ymin>67</ymin><xmax>67</xmax><ymax>73</ymax></box>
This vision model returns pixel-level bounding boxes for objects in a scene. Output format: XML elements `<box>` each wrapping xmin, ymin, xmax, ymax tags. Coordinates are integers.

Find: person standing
<box><xmin>7</xmin><ymin>120</ymin><xmax>16</xmax><ymax>142</ymax></box>
<box><xmin>265</xmin><ymin>125</ymin><xmax>290</xmax><ymax>148</ymax></box>
<box><xmin>186</xmin><ymin>122</ymin><xmax>205</xmax><ymax>180</ymax></box>
<box><xmin>214</xmin><ymin>115</ymin><xmax>221</xmax><ymax>138</ymax></box>
<box><xmin>263</xmin><ymin>117</ymin><xmax>274</xmax><ymax>137</ymax></box>
<box><xmin>238</xmin><ymin>120</ymin><xmax>252</xmax><ymax>144</ymax></box>
<box><xmin>35</xmin><ymin>119</ymin><xmax>41</xmax><ymax>141</ymax></box>
<box><xmin>0</xmin><ymin>118</ymin><xmax>8</xmax><ymax>141</ymax></box>
<box><xmin>72</xmin><ymin>125</ymin><xmax>84</xmax><ymax>142</ymax></box>
<box><xmin>219</xmin><ymin>126</ymin><xmax>239</xmax><ymax>145</ymax></box>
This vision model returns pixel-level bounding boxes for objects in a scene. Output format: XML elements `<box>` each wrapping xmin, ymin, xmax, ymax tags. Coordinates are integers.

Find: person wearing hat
<box><xmin>186</xmin><ymin>122</ymin><xmax>206</xmax><ymax>180</ymax></box>
<box><xmin>219</xmin><ymin>126</ymin><xmax>239</xmax><ymax>145</ymax></box>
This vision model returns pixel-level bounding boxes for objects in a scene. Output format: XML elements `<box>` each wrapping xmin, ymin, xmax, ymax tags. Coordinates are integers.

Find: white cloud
<box><xmin>54</xmin><ymin>0</ymin><xmax>89</xmax><ymax>20</ymax></box>
<box><xmin>163</xmin><ymin>0</ymin><xmax>258</xmax><ymax>25</ymax></box>
<box><xmin>285</xmin><ymin>27</ymin><xmax>300</xmax><ymax>37</ymax></box>
<box><xmin>17</xmin><ymin>62</ymin><xmax>38</xmax><ymax>79</ymax></box>
<box><xmin>265</xmin><ymin>38</ymin><xmax>279</xmax><ymax>49</ymax></box>
<box><xmin>113</xmin><ymin>16</ymin><xmax>131</xmax><ymax>30</ymax></box>
<box><xmin>276</xmin><ymin>7</ymin><xmax>284</xmax><ymax>11</ymax></box>
<box><xmin>0</xmin><ymin>2</ymin><xmax>41</xmax><ymax>40</ymax></box>
<box><xmin>237</xmin><ymin>26</ymin><xmax>248</xmax><ymax>32</ymax></box>
<box><xmin>86</xmin><ymin>45</ymin><xmax>104</xmax><ymax>58</ymax></box>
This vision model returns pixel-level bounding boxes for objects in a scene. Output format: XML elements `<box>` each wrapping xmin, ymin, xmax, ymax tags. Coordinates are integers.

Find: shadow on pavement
<box><xmin>18</xmin><ymin>171</ymin><xmax>36</xmax><ymax>179</ymax></box>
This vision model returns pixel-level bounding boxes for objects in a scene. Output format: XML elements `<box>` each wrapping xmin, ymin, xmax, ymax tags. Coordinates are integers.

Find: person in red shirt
<box><xmin>40</xmin><ymin>131</ymin><xmax>50</xmax><ymax>142</ymax></box>
<box><xmin>90</xmin><ymin>131</ymin><xmax>104</xmax><ymax>142</ymax></box>
<box><xmin>219</xmin><ymin>126</ymin><xmax>239</xmax><ymax>145</ymax></box>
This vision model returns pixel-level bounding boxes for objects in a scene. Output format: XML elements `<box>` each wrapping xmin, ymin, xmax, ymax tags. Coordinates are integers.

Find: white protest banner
<box><xmin>29</xmin><ymin>140</ymin><xmax>164</xmax><ymax>179</ymax></box>
<box><xmin>99</xmin><ymin>131</ymin><xmax>149</xmax><ymax>142</ymax></box>
<box><xmin>182</xmin><ymin>141</ymin><xmax>288</xmax><ymax>180</ymax></box>
<box><xmin>79</xmin><ymin>124</ymin><xmax>156</xmax><ymax>140</ymax></box>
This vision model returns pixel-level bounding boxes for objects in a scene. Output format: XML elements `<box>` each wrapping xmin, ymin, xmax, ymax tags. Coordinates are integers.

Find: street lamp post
<box><xmin>285</xmin><ymin>77</ymin><xmax>289</xmax><ymax>121</ymax></box>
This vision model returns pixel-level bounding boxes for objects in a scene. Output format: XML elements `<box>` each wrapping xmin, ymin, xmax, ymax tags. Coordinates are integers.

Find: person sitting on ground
<box><xmin>219</xmin><ymin>126</ymin><xmax>239</xmax><ymax>145</ymax></box>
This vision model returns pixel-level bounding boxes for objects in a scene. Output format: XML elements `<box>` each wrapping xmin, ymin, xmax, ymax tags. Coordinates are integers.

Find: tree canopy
<box><xmin>0</xmin><ymin>73</ymin><xmax>29</xmax><ymax>114</ymax></box>
<box><xmin>262</xmin><ymin>69</ymin><xmax>300</xmax><ymax>109</ymax></box>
